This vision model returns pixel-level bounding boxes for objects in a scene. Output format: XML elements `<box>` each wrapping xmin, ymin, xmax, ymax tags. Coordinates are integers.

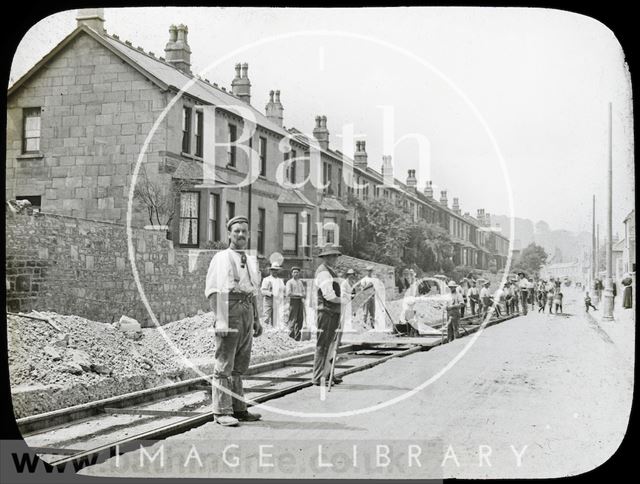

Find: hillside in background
<box><xmin>492</xmin><ymin>215</ymin><xmax>591</xmax><ymax>263</ymax></box>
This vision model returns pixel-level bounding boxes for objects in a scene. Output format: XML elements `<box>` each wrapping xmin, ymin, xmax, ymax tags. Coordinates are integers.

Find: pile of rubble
<box><xmin>8</xmin><ymin>310</ymin><xmax>315</xmax><ymax>417</ymax></box>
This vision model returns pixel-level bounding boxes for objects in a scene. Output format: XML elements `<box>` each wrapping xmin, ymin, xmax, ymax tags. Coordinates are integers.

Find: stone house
<box><xmin>7</xmin><ymin>9</ymin><xmax>508</xmax><ymax>274</ymax></box>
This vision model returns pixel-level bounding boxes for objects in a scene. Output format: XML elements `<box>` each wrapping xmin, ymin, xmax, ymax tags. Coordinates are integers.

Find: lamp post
<box><xmin>602</xmin><ymin>102</ymin><xmax>615</xmax><ymax>320</ymax></box>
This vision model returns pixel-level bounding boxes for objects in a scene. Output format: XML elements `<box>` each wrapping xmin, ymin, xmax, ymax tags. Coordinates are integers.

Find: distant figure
<box><xmin>622</xmin><ymin>274</ymin><xmax>633</xmax><ymax>309</ymax></box>
<box><xmin>554</xmin><ymin>290</ymin><xmax>563</xmax><ymax>314</ymax></box>
<box><xmin>468</xmin><ymin>280</ymin><xmax>480</xmax><ymax>316</ymax></box>
<box><xmin>537</xmin><ymin>288</ymin><xmax>546</xmax><ymax>312</ymax></box>
<box><xmin>547</xmin><ymin>289</ymin><xmax>555</xmax><ymax>314</ymax></box>
<box><xmin>446</xmin><ymin>280</ymin><xmax>464</xmax><ymax>342</ymax></box>
<box><xmin>285</xmin><ymin>267</ymin><xmax>306</xmax><ymax>341</ymax></box>
<box><xmin>585</xmin><ymin>292</ymin><xmax>598</xmax><ymax>312</ymax></box>
<box><xmin>359</xmin><ymin>266</ymin><xmax>377</xmax><ymax>328</ymax></box>
<box><xmin>261</xmin><ymin>263</ymin><xmax>285</xmax><ymax>328</ymax></box>
<box><xmin>480</xmin><ymin>281</ymin><xmax>491</xmax><ymax>319</ymax></box>
<box><xmin>517</xmin><ymin>272</ymin><xmax>530</xmax><ymax>316</ymax></box>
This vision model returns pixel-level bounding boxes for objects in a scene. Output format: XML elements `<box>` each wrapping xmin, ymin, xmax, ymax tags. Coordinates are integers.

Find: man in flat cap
<box><xmin>517</xmin><ymin>272</ymin><xmax>530</xmax><ymax>316</ymax></box>
<box><xmin>285</xmin><ymin>266</ymin><xmax>306</xmax><ymax>341</ymax></box>
<box><xmin>261</xmin><ymin>262</ymin><xmax>285</xmax><ymax>328</ymax></box>
<box><xmin>446</xmin><ymin>280</ymin><xmax>464</xmax><ymax>342</ymax></box>
<box><xmin>312</xmin><ymin>245</ymin><xmax>346</xmax><ymax>386</ymax></box>
<box><xmin>205</xmin><ymin>215</ymin><xmax>262</xmax><ymax>427</ymax></box>
<box><xmin>341</xmin><ymin>268</ymin><xmax>358</xmax><ymax>333</ymax></box>
<box><xmin>359</xmin><ymin>265</ymin><xmax>378</xmax><ymax>329</ymax></box>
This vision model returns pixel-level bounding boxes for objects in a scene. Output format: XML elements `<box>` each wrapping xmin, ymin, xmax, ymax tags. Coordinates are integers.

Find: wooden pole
<box><xmin>603</xmin><ymin>102</ymin><xmax>615</xmax><ymax>320</ymax></box>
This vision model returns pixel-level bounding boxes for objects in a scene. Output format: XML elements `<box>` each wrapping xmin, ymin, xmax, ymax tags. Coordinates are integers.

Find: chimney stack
<box><xmin>476</xmin><ymin>209</ymin><xmax>485</xmax><ymax>225</ymax></box>
<box><xmin>76</xmin><ymin>8</ymin><xmax>105</xmax><ymax>34</ymax></box>
<box><xmin>424</xmin><ymin>180</ymin><xmax>433</xmax><ymax>198</ymax></box>
<box><xmin>164</xmin><ymin>24</ymin><xmax>192</xmax><ymax>74</ymax></box>
<box><xmin>406</xmin><ymin>169</ymin><xmax>417</xmax><ymax>193</ymax></box>
<box><xmin>231</xmin><ymin>63</ymin><xmax>251</xmax><ymax>103</ymax></box>
<box><xmin>354</xmin><ymin>141</ymin><xmax>368</xmax><ymax>169</ymax></box>
<box><xmin>312</xmin><ymin>115</ymin><xmax>329</xmax><ymax>150</ymax></box>
<box><xmin>452</xmin><ymin>197</ymin><xmax>461</xmax><ymax>214</ymax></box>
<box><xmin>485</xmin><ymin>212</ymin><xmax>491</xmax><ymax>227</ymax></box>
<box><xmin>381</xmin><ymin>155</ymin><xmax>394</xmax><ymax>186</ymax></box>
<box><xmin>440</xmin><ymin>190</ymin><xmax>448</xmax><ymax>207</ymax></box>
<box><xmin>265</xmin><ymin>89</ymin><xmax>284</xmax><ymax>126</ymax></box>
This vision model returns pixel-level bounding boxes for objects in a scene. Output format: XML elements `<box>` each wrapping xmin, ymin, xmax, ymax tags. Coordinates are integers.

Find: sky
<box><xmin>9</xmin><ymin>7</ymin><xmax>635</xmax><ymax>235</ymax></box>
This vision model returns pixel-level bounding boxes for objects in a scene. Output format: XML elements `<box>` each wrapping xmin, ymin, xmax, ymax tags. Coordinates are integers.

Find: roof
<box><xmin>318</xmin><ymin>197</ymin><xmax>348</xmax><ymax>213</ymax></box>
<box><xmin>277</xmin><ymin>189</ymin><xmax>314</xmax><ymax>207</ymax></box>
<box><xmin>613</xmin><ymin>238</ymin><xmax>626</xmax><ymax>252</ymax></box>
<box><xmin>9</xmin><ymin>25</ymin><xmax>289</xmax><ymax>140</ymax></box>
<box><xmin>624</xmin><ymin>210</ymin><xmax>635</xmax><ymax>223</ymax></box>
<box><xmin>171</xmin><ymin>158</ymin><xmax>229</xmax><ymax>184</ymax></box>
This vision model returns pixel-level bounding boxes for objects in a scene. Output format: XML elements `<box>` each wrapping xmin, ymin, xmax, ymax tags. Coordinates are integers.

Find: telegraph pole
<box><xmin>592</xmin><ymin>195</ymin><xmax>596</xmax><ymax>287</ymax></box>
<box><xmin>603</xmin><ymin>102</ymin><xmax>615</xmax><ymax>320</ymax></box>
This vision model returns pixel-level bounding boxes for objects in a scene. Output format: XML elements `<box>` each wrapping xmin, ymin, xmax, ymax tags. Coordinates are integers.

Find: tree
<box><xmin>513</xmin><ymin>243</ymin><xmax>548</xmax><ymax>277</ymax></box>
<box><xmin>133</xmin><ymin>167</ymin><xmax>185</xmax><ymax>227</ymax></box>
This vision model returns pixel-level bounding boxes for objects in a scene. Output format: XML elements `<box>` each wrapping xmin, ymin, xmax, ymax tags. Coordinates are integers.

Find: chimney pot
<box><xmin>164</xmin><ymin>23</ymin><xmax>191</xmax><ymax>74</ymax></box>
<box><xmin>265</xmin><ymin>89</ymin><xmax>283</xmax><ymax>127</ymax></box>
<box><xmin>232</xmin><ymin>62</ymin><xmax>251</xmax><ymax>103</ymax></box>
<box><xmin>76</xmin><ymin>8</ymin><xmax>106</xmax><ymax>34</ymax></box>
<box><xmin>313</xmin><ymin>115</ymin><xmax>330</xmax><ymax>150</ymax></box>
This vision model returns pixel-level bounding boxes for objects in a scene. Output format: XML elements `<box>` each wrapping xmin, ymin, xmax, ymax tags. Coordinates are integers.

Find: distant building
<box><xmin>623</xmin><ymin>210</ymin><xmax>635</xmax><ymax>274</ymax></box>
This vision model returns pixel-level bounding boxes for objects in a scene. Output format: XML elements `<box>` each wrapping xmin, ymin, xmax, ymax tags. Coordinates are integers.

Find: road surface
<box><xmin>81</xmin><ymin>288</ymin><xmax>634</xmax><ymax>479</ymax></box>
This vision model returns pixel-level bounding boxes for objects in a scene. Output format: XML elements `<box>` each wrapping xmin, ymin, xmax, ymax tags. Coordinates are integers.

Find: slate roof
<box><xmin>277</xmin><ymin>189</ymin><xmax>314</xmax><ymax>207</ymax></box>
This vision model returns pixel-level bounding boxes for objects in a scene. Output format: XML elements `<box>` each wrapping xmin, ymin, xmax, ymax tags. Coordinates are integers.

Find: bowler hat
<box><xmin>269</xmin><ymin>263</ymin><xmax>281</xmax><ymax>271</ymax></box>
<box><xmin>447</xmin><ymin>280</ymin><xmax>458</xmax><ymax>288</ymax></box>
<box><xmin>318</xmin><ymin>245</ymin><xmax>342</xmax><ymax>257</ymax></box>
<box><xmin>346</xmin><ymin>269</ymin><xmax>356</xmax><ymax>275</ymax></box>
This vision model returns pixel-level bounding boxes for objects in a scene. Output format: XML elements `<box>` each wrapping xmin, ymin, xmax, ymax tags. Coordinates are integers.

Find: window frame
<box><xmin>178</xmin><ymin>191</ymin><xmax>200</xmax><ymax>248</ymax></box>
<box><xmin>228</xmin><ymin>124</ymin><xmax>237</xmax><ymax>167</ymax></box>
<box><xmin>257</xmin><ymin>208</ymin><xmax>266</xmax><ymax>255</ymax></box>
<box><xmin>282</xmin><ymin>212</ymin><xmax>299</xmax><ymax>255</ymax></box>
<box><xmin>182</xmin><ymin>107</ymin><xmax>192</xmax><ymax>154</ymax></box>
<box><xmin>22</xmin><ymin>107</ymin><xmax>42</xmax><ymax>154</ymax></box>
<box><xmin>194</xmin><ymin>110</ymin><xmax>204</xmax><ymax>158</ymax></box>
<box><xmin>259</xmin><ymin>136</ymin><xmax>267</xmax><ymax>176</ymax></box>
<box><xmin>207</xmin><ymin>193</ymin><xmax>220</xmax><ymax>242</ymax></box>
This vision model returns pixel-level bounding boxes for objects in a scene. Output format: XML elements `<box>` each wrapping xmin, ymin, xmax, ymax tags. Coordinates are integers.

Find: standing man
<box><xmin>446</xmin><ymin>280</ymin><xmax>464</xmax><ymax>342</ymax></box>
<box><xmin>312</xmin><ymin>245</ymin><xmax>345</xmax><ymax>386</ymax></box>
<box><xmin>468</xmin><ymin>280</ymin><xmax>480</xmax><ymax>316</ymax></box>
<box><xmin>341</xmin><ymin>268</ymin><xmax>358</xmax><ymax>333</ymax></box>
<box><xmin>360</xmin><ymin>266</ymin><xmax>377</xmax><ymax>329</ymax></box>
<box><xmin>517</xmin><ymin>272</ymin><xmax>529</xmax><ymax>316</ymax></box>
<box><xmin>205</xmin><ymin>215</ymin><xmax>263</xmax><ymax>427</ymax></box>
<box><xmin>285</xmin><ymin>267</ymin><xmax>306</xmax><ymax>341</ymax></box>
<box><xmin>261</xmin><ymin>263</ymin><xmax>284</xmax><ymax>328</ymax></box>
<box><xmin>480</xmin><ymin>281</ymin><xmax>492</xmax><ymax>319</ymax></box>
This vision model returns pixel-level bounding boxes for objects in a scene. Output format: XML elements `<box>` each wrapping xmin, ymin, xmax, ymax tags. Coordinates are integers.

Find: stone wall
<box><xmin>5</xmin><ymin>210</ymin><xmax>398</xmax><ymax>325</ymax></box>
<box><xmin>5</xmin><ymin>211</ymin><xmax>212</xmax><ymax>326</ymax></box>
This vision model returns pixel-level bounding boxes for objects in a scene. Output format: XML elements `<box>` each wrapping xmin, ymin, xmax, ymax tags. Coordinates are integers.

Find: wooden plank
<box><xmin>243</xmin><ymin>375</ymin><xmax>310</xmax><ymax>382</ymax></box>
<box><xmin>285</xmin><ymin>363</ymin><xmax>354</xmax><ymax>368</ymax></box>
<box><xmin>103</xmin><ymin>408</ymin><xmax>206</xmax><ymax>418</ymax></box>
<box><xmin>31</xmin><ymin>447</ymin><xmax>85</xmax><ymax>455</ymax></box>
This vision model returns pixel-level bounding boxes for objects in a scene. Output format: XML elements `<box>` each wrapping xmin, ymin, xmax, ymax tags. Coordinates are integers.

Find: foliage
<box><xmin>345</xmin><ymin>196</ymin><xmax>455</xmax><ymax>273</ymax></box>
<box><xmin>203</xmin><ymin>240</ymin><xmax>229</xmax><ymax>250</ymax></box>
<box><xmin>133</xmin><ymin>167</ymin><xmax>186</xmax><ymax>227</ymax></box>
<box><xmin>513</xmin><ymin>242</ymin><xmax>548</xmax><ymax>277</ymax></box>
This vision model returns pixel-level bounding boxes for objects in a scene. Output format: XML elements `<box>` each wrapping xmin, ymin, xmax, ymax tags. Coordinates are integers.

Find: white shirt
<box><xmin>480</xmin><ymin>287</ymin><xmax>490</xmax><ymax>298</ymax></box>
<box><xmin>285</xmin><ymin>278</ymin><xmax>306</xmax><ymax>298</ymax></box>
<box><xmin>205</xmin><ymin>248</ymin><xmax>260</xmax><ymax>298</ymax></box>
<box><xmin>518</xmin><ymin>278</ymin><xmax>530</xmax><ymax>290</ymax></box>
<box><xmin>261</xmin><ymin>275</ymin><xmax>285</xmax><ymax>298</ymax></box>
<box><xmin>316</xmin><ymin>265</ymin><xmax>344</xmax><ymax>304</ymax></box>
<box><xmin>468</xmin><ymin>287</ymin><xmax>479</xmax><ymax>297</ymax></box>
<box><xmin>359</xmin><ymin>275</ymin><xmax>377</xmax><ymax>291</ymax></box>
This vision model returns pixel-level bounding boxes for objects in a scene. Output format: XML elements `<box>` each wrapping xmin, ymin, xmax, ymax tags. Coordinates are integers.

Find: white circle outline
<box><xmin>126</xmin><ymin>29</ymin><xmax>516</xmax><ymax>418</ymax></box>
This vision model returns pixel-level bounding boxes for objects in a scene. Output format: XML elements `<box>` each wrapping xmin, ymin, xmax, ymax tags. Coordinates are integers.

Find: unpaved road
<box><xmin>81</xmin><ymin>288</ymin><xmax>634</xmax><ymax>479</ymax></box>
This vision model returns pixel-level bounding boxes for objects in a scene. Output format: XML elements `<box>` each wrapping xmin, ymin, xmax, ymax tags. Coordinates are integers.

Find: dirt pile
<box><xmin>8</xmin><ymin>311</ymin><xmax>314</xmax><ymax>417</ymax></box>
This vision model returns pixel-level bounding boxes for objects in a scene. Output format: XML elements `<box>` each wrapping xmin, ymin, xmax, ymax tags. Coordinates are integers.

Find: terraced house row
<box><xmin>7</xmin><ymin>9</ymin><xmax>509</xmax><ymax>274</ymax></box>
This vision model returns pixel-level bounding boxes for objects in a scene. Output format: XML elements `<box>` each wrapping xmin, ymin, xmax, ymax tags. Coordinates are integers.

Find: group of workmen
<box><xmin>259</xmin><ymin>259</ymin><xmax>379</xmax><ymax>341</ymax></box>
<box><xmin>204</xmin><ymin>215</ymin><xmax>380</xmax><ymax>427</ymax></box>
<box><xmin>442</xmin><ymin>272</ymin><xmax>568</xmax><ymax>343</ymax></box>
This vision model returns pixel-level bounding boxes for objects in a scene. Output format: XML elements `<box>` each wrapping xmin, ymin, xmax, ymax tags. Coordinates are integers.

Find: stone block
<box><xmin>62</xmin><ymin>115</ymin><xmax>80</xmax><ymax>127</ymax></box>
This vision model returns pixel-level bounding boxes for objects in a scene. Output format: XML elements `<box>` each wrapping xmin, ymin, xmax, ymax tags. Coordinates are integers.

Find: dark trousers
<box><xmin>520</xmin><ymin>291</ymin><xmax>528</xmax><ymax>315</ymax></box>
<box><xmin>505</xmin><ymin>297</ymin><xmax>512</xmax><ymax>315</ymax></box>
<box><xmin>447</xmin><ymin>315</ymin><xmax>460</xmax><ymax>342</ymax></box>
<box><xmin>287</xmin><ymin>298</ymin><xmax>304</xmax><ymax>341</ymax></box>
<box><xmin>470</xmin><ymin>297</ymin><xmax>478</xmax><ymax>316</ymax></box>
<box><xmin>461</xmin><ymin>297</ymin><xmax>467</xmax><ymax>318</ymax></box>
<box><xmin>312</xmin><ymin>310</ymin><xmax>340</xmax><ymax>384</ymax></box>
<box><xmin>212</xmin><ymin>300</ymin><xmax>253</xmax><ymax>415</ymax></box>
<box><xmin>363</xmin><ymin>297</ymin><xmax>375</xmax><ymax>327</ymax></box>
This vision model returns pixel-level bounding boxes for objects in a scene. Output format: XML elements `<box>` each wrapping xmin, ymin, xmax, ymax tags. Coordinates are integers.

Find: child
<box><xmin>547</xmin><ymin>289</ymin><xmax>555</xmax><ymax>314</ymax></box>
<box><xmin>585</xmin><ymin>292</ymin><xmax>598</xmax><ymax>312</ymax></box>
<box><xmin>554</xmin><ymin>290</ymin><xmax>563</xmax><ymax>314</ymax></box>
<box><xmin>538</xmin><ymin>290</ymin><xmax>546</xmax><ymax>312</ymax></box>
